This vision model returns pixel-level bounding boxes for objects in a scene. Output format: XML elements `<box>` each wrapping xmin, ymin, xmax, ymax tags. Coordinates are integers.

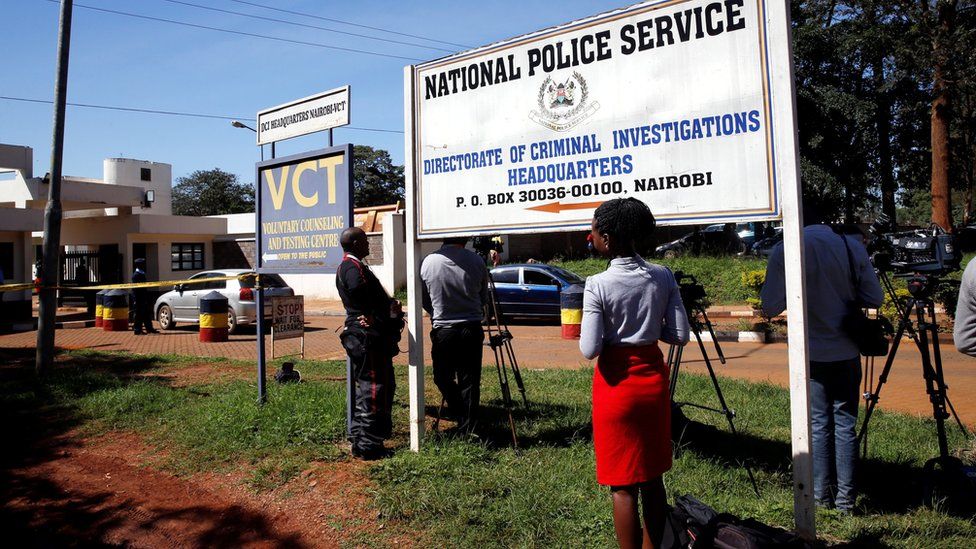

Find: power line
<box><xmin>43</xmin><ymin>0</ymin><xmax>424</xmax><ymax>62</ymax></box>
<box><xmin>0</xmin><ymin>95</ymin><xmax>405</xmax><ymax>134</ymax></box>
<box><xmin>158</xmin><ymin>0</ymin><xmax>456</xmax><ymax>53</ymax></box>
<box><xmin>228</xmin><ymin>0</ymin><xmax>473</xmax><ymax>49</ymax></box>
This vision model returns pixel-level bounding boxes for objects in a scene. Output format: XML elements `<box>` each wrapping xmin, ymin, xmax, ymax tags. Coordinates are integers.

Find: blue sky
<box><xmin>2</xmin><ymin>0</ymin><xmax>623</xmax><ymax>184</ymax></box>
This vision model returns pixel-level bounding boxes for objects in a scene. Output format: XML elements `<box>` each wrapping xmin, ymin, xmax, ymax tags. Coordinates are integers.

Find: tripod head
<box><xmin>674</xmin><ymin>271</ymin><xmax>708</xmax><ymax>311</ymax></box>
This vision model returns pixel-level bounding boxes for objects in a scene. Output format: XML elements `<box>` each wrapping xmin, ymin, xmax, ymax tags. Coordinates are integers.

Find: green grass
<box><xmin>2</xmin><ymin>348</ymin><xmax>974</xmax><ymax>547</ymax></box>
<box><xmin>373</xmin><ymin>365</ymin><xmax>976</xmax><ymax>548</ymax></box>
<box><xmin>553</xmin><ymin>256</ymin><xmax>768</xmax><ymax>304</ymax></box>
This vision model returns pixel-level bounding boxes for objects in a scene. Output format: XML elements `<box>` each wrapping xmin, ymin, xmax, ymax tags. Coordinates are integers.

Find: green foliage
<box><xmin>879</xmin><ymin>287</ymin><xmax>912</xmax><ymax>323</ymax></box>
<box><xmin>172</xmin><ymin>168</ymin><xmax>255</xmax><ymax>216</ymax></box>
<box><xmin>741</xmin><ymin>270</ymin><xmax>767</xmax><ymax>314</ymax></box>
<box><xmin>552</xmin><ymin>256</ymin><xmax>768</xmax><ymax>305</ymax></box>
<box><xmin>353</xmin><ymin>145</ymin><xmax>404</xmax><ymax>207</ymax></box>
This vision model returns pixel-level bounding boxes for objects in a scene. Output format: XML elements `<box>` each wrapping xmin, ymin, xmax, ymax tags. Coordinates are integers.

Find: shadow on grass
<box><xmin>0</xmin><ymin>347</ymin><xmax>308</xmax><ymax>547</ymax></box>
<box><xmin>671</xmin><ymin>410</ymin><xmax>972</xmax><ymax>517</ymax></box>
<box><xmin>426</xmin><ymin>398</ymin><xmax>591</xmax><ymax>450</ymax></box>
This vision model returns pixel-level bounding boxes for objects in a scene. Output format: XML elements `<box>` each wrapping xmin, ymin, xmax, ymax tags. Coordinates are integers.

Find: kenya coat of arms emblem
<box><xmin>529</xmin><ymin>71</ymin><xmax>600</xmax><ymax>132</ymax></box>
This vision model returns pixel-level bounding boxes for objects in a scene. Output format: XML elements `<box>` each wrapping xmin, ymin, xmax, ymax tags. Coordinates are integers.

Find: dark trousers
<box><xmin>350</xmin><ymin>347</ymin><xmax>395</xmax><ymax>454</ymax></box>
<box><xmin>810</xmin><ymin>357</ymin><xmax>862</xmax><ymax>511</ymax></box>
<box><xmin>132</xmin><ymin>296</ymin><xmax>153</xmax><ymax>333</ymax></box>
<box><xmin>431</xmin><ymin>321</ymin><xmax>484</xmax><ymax>432</ymax></box>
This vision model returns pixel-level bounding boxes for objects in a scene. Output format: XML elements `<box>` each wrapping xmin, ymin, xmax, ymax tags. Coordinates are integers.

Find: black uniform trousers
<box><xmin>431</xmin><ymin>321</ymin><xmax>484</xmax><ymax>432</ymax></box>
<box><xmin>347</xmin><ymin>337</ymin><xmax>395</xmax><ymax>455</ymax></box>
<box><xmin>130</xmin><ymin>268</ymin><xmax>154</xmax><ymax>335</ymax></box>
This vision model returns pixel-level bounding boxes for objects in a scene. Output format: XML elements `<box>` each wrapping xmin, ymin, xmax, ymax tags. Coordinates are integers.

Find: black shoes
<box><xmin>351</xmin><ymin>445</ymin><xmax>391</xmax><ymax>461</ymax></box>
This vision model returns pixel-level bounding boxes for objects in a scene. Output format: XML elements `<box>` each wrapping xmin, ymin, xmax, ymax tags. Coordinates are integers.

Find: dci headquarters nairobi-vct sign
<box><xmin>255</xmin><ymin>145</ymin><xmax>353</xmax><ymax>274</ymax></box>
<box><xmin>257</xmin><ymin>86</ymin><xmax>350</xmax><ymax>146</ymax></box>
<box><xmin>407</xmin><ymin>0</ymin><xmax>792</xmax><ymax>238</ymax></box>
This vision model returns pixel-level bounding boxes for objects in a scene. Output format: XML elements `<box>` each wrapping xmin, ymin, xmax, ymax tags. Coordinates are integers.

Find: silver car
<box><xmin>154</xmin><ymin>269</ymin><xmax>293</xmax><ymax>334</ymax></box>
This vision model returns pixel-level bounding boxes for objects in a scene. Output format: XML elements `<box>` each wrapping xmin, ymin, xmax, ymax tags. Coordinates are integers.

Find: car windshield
<box><xmin>240</xmin><ymin>273</ymin><xmax>287</xmax><ymax>288</ymax></box>
<box><xmin>547</xmin><ymin>266</ymin><xmax>585</xmax><ymax>284</ymax></box>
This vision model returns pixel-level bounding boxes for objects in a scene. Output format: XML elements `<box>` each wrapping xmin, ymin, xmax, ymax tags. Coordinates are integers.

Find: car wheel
<box><xmin>157</xmin><ymin>304</ymin><xmax>175</xmax><ymax>330</ymax></box>
<box><xmin>227</xmin><ymin>306</ymin><xmax>239</xmax><ymax>335</ymax></box>
<box><xmin>663</xmin><ymin>249</ymin><xmax>678</xmax><ymax>259</ymax></box>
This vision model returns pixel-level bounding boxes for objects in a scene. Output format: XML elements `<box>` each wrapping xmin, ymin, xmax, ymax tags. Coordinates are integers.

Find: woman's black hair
<box><xmin>593</xmin><ymin>198</ymin><xmax>656</xmax><ymax>244</ymax></box>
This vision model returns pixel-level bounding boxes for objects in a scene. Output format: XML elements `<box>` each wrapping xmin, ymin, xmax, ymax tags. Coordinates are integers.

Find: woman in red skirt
<box><xmin>580</xmin><ymin>198</ymin><xmax>690</xmax><ymax>549</ymax></box>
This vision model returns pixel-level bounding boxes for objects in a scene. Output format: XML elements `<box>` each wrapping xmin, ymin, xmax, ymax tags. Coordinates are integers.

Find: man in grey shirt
<box><xmin>761</xmin><ymin>205</ymin><xmax>882</xmax><ymax>513</ymax></box>
<box><xmin>421</xmin><ymin>237</ymin><xmax>490</xmax><ymax>432</ymax></box>
<box><xmin>953</xmin><ymin>258</ymin><xmax>976</xmax><ymax>356</ymax></box>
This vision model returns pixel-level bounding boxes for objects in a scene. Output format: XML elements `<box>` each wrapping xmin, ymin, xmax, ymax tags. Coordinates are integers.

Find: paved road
<box><xmin>3</xmin><ymin>315</ymin><xmax>974</xmax><ymax>426</ymax></box>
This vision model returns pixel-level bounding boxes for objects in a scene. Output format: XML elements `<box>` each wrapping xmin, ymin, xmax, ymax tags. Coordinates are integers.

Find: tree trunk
<box><xmin>930</xmin><ymin>0</ymin><xmax>956</xmax><ymax>231</ymax></box>
<box><xmin>874</xmin><ymin>61</ymin><xmax>897</xmax><ymax>221</ymax></box>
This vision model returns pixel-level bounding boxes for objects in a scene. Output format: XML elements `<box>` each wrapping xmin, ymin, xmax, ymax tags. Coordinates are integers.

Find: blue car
<box><xmin>489</xmin><ymin>264</ymin><xmax>585</xmax><ymax>320</ymax></box>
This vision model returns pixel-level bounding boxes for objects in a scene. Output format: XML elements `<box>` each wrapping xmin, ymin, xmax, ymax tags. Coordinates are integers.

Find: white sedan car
<box><xmin>154</xmin><ymin>269</ymin><xmax>293</xmax><ymax>334</ymax></box>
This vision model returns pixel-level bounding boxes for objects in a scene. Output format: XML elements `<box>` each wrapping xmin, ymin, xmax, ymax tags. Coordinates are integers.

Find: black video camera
<box><xmin>868</xmin><ymin>214</ymin><xmax>960</xmax><ymax>276</ymax></box>
<box><xmin>674</xmin><ymin>271</ymin><xmax>708</xmax><ymax>310</ymax></box>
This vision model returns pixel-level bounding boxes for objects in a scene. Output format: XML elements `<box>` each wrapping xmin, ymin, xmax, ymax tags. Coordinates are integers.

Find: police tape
<box><xmin>0</xmin><ymin>273</ymin><xmax>259</xmax><ymax>293</ymax></box>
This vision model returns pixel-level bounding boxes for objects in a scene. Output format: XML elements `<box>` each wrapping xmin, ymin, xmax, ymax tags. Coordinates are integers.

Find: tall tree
<box><xmin>353</xmin><ymin>145</ymin><xmax>404</xmax><ymax>207</ymax></box>
<box><xmin>926</xmin><ymin>0</ymin><xmax>958</xmax><ymax>230</ymax></box>
<box><xmin>172</xmin><ymin>168</ymin><xmax>254</xmax><ymax>216</ymax></box>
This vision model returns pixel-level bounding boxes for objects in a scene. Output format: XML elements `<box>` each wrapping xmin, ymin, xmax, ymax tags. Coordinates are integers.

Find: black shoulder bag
<box><xmin>838</xmin><ymin>234</ymin><xmax>889</xmax><ymax>357</ymax></box>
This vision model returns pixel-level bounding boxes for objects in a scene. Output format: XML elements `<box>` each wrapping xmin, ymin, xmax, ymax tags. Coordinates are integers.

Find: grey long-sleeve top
<box><xmin>953</xmin><ymin>258</ymin><xmax>976</xmax><ymax>357</ymax></box>
<box><xmin>580</xmin><ymin>255</ymin><xmax>690</xmax><ymax>360</ymax></box>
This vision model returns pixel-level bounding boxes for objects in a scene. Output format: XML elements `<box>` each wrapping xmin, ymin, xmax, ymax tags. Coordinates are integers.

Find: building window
<box><xmin>141</xmin><ymin>167</ymin><xmax>152</xmax><ymax>181</ymax></box>
<box><xmin>171</xmin><ymin>243</ymin><xmax>204</xmax><ymax>271</ymax></box>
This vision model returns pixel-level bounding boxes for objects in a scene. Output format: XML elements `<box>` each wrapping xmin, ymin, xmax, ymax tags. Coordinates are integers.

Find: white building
<box><xmin>0</xmin><ymin>143</ymin><xmax>406</xmax><ymax>323</ymax></box>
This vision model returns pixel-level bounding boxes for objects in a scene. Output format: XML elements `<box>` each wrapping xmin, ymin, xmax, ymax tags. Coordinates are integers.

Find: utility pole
<box><xmin>36</xmin><ymin>0</ymin><xmax>74</xmax><ymax>375</ymax></box>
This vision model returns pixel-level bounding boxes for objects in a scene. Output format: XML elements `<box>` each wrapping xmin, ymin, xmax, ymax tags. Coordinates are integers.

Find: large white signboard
<box><xmin>258</xmin><ymin>86</ymin><xmax>350</xmax><ymax>145</ymax></box>
<box><xmin>409</xmin><ymin>0</ymin><xmax>786</xmax><ymax>238</ymax></box>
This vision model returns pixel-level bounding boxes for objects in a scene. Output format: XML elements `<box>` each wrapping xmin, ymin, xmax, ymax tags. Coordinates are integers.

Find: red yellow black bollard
<box><xmin>199</xmin><ymin>291</ymin><xmax>229</xmax><ymax>342</ymax></box>
<box><xmin>102</xmin><ymin>290</ymin><xmax>129</xmax><ymax>331</ymax></box>
<box><xmin>94</xmin><ymin>290</ymin><xmax>106</xmax><ymax>328</ymax></box>
<box><xmin>560</xmin><ymin>286</ymin><xmax>584</xmax><ymax>339</ymax></box>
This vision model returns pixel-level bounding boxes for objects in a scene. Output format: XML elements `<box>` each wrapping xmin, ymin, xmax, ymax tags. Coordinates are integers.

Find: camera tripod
<box><xmin>858</xmin><ymin>273</ymin><xmax>969</xmax><ymax>471</ymax></box>
<box><xmin>432</xmin><ymin>272</ymin><xmax>527</xmax><ymax>447</ymax></box>
<box><xmin>668</xmin><ymin>273</ymin><xmax>760</xmax><ymax>496</ymax></box>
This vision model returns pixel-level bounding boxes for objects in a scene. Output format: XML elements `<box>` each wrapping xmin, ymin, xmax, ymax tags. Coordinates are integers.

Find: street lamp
<box><xmin>231</xmin><ymin>120</ymin><xmax>256</xmax><ymax>132</ymax></box>
<box><xmin>230</xmin><ymin>120</ymin><xmax>263</xmax><ymax>161</ymax></box>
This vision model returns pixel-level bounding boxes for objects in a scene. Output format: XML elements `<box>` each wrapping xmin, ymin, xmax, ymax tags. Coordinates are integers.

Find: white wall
<box><xmin>103</xmin><ymin>157</ymin><xmax>173</xmax><ymax>216</ymax></box>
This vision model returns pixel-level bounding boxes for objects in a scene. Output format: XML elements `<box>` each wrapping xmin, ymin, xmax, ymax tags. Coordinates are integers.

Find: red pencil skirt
<box><xmin>592</xmin><ymin>343</ymin><xmax>672</xmax><ymax>487</ymax></box>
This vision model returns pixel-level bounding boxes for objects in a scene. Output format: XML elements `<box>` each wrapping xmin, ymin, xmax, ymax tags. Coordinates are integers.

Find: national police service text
<box><xmin>423</xmin><ymin>0</ymin><xmax>747</xmax><ymax>100</ymax></box>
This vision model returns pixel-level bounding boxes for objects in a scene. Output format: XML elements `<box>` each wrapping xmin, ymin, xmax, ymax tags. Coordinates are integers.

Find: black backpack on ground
<box><xmin>663</xmin><ymin>494</ymin><xmax>807</xmax><ymax>549</ymax></box>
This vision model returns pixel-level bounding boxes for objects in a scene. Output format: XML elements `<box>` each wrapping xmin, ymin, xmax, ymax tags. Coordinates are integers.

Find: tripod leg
<box><xmin>433</xmin><ymin>397</ymin><xmax>446</xmax><ymax>432</ymax></box>
<box><xmin>699</xmin><ymin>307</ymin><xmax>726</xmax><ymax>364</ymax></box>
<box><xmin>503</xmin><ymin>339</ymin><xmax>528</xmax><ymax>407</ymax></box>
<box><xmin>925</xmin><ymin>302</ymin><xmax>970</xmax><ymax>438</ymax></box>
<box><xmin>669</xmin><ymin>345</ymin><xmax>684</xmax><ymax>401</ymax></box>
<box><xmin>918</xmin><ymin>302</ymin><xmax>952</xmax><ymax>460</ymax></box>
<box><xmin>695</xmin><ymin>332</ymin><xmax>760</xmax><ymax>497</ymax></box>
<box><xmin>858</xmin><ymin>299</ymin><xmax>912</xmax><ymax>456</ymax></box>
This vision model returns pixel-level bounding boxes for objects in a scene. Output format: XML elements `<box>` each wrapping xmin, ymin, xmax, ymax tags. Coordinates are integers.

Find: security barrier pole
<box><xmin>35</xmin><ymin>0</ymin><xmax>74</xmax><ymax>375</ymax></box>
<box><xmin>199</xmin><ymin>291</ymin><xmax>229</xmax><ymax>342</ymax></box>
<box><xmin>102</xmin><ymin>290</ymin><xmax>129</xmax><ymax>331</ymax></box>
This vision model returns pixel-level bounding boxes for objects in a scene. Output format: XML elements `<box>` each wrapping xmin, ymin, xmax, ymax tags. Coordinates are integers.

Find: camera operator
<box><xmin>336</xmin><ymin>227</ymin><xmax>403</xmax><ymax>460</ymax></box>
<box><xmin>421</xmin><ymin>237</ymin><xmax>490</xmax><ymax>433</ymax></box>
<box><xmin>953</xmin><ymin>258</ymin><xmax>976</xmax><ymax>357</ymax></box>
<box><xmin>760</xmin><ymin>203</ymin><xmax>882</xmax><ymax>513</ymax></box>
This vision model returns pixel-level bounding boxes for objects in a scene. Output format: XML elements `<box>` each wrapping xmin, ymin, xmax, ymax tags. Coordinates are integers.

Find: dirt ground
<box><xmin>0</xmin><ymin>358</ymin><xmax>415</xmax><ymax>548</ymax></box>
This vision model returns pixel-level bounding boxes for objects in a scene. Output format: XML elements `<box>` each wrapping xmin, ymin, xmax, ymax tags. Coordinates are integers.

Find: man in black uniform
<box><xmin>336</xmin><ymin>227</ymin><xmax>402</xmax><ymax>459</ymax></box>
<box><xmin>131</xmin><ymin>258</ymin><xmax>157</xmax><ymax>335</ymax></box>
